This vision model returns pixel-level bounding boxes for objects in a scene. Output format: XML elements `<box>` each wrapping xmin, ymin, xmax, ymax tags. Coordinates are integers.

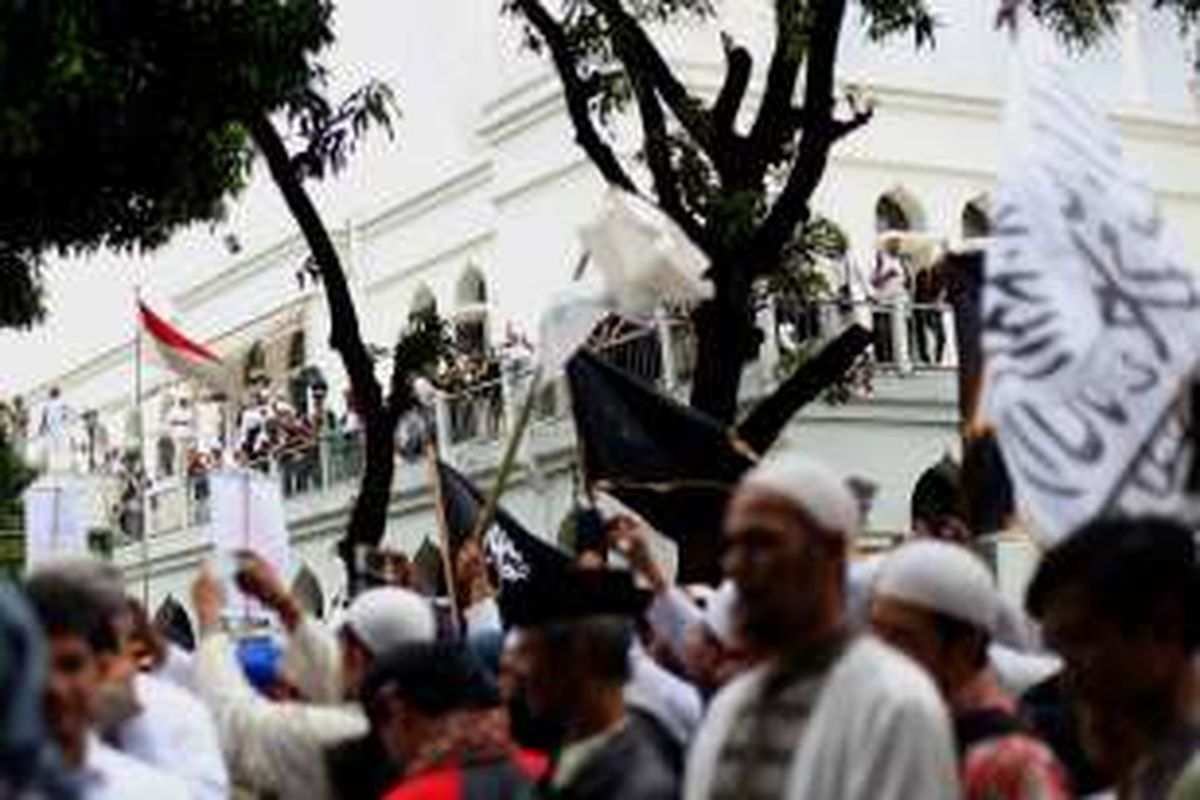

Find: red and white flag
<box><xmin>139</xmin><ymin>302</ymin><xmax>229</xmax><ymax>390</ymax></box>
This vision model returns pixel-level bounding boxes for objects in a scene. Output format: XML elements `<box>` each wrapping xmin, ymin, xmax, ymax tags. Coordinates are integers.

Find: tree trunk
<box><xmin>689</xmin><ymin>257</ymin><xmax>756</xmax><ymax>423</ymax></box>
<box><xmin>249</xmin><ymin>115</ymin><xmax>393</xmax><ymax>592</ymax></box>
<box><xmin>339</xmin><ymin>416</ymin><xmax>397</xmax><ymax>595</ymax></box>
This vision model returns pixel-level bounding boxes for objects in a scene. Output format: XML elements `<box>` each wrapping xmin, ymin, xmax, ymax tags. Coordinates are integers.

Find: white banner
<box><xmin>23</xmin><ymin>477</ymin><xmax>87</xmax><ymax>571</ymax></box>
<box><xmin>206</xmin><ymin>469</ymin><xmax>291</xmax><ymax>617</ymax></box>
<box><xmin>984</xmin><ymin>56</ymin><xmax>1200</xmax><ymax>543</ymax></box>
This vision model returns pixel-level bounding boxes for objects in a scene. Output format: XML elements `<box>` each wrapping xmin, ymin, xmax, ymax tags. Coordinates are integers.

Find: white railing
<box><xmin>122</xmin><ymin>298</ymin><xmax>957</xmax><ymax>537</ymax></box>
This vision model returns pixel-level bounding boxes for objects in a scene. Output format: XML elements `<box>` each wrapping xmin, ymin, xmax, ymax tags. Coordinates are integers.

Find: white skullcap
<box><xmin>739</xmin><ymin>452</ymin><xmax>860</xmax><ymax>539</ymax></box>
<box><xmin>873</xmin><ymin>540</ymin><xmax>1000</xmax><ymax>635</ymax></box>
<box><xmin>342</xmin><ymin>587</ymin><xmax>436</xmax><ymax>656</ymax></box>
<box><xmin>703</xmin><ymin>580</ymin><xmax>740</xmax><ymax>648</ymax></box>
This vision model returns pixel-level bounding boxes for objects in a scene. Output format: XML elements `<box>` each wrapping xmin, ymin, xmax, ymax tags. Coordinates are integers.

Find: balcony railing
<box><xmin>122</xmin><ymin>299</ymin><xmax>957</xmax><ymax>538</ymax></box>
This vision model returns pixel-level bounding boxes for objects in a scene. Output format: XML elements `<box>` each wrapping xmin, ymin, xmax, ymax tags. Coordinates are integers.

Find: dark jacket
<box><xmin>548</xmin><ymin>715</ymin><xmax>680</xmax><ymax>800</ymax></box>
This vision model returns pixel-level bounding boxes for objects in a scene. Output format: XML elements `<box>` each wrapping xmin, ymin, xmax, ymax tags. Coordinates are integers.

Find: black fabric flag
<box><xmin>735</xmin><ymin>324</ymin><xmax>872</xmax><ymax>454</ymax></box>
<box><xmin>566</xmin><ymin>349</ymin><xmax>754</xmax><ymax>584</ymax></box>
<box><xmin>435</xmin><ymin>461</ymin><xmax>572</xmax><ymax>623</ymax></box>
<box><xmin>567</xmin><ymin>327</ymin><xmax>874</xmax><ymax>584</ymax></box>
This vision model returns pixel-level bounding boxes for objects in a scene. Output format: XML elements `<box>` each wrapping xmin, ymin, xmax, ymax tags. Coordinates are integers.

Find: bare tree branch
<box><xmin>626</xmin><ymin>73</ymin><xmax>710</xmax><ymax>249</ymax></box>
<box><xmin>510</xmin><ymin>0</ymin><xmax>641</xmax><ymax>193</ymax></box>
<box><xmin>750</xmin><ymin>0</ymin><xmax>850</xmax><ymax>269</ymax></box>
<box><xmin>590</xmin><ymin>0</ymin><xmax>713</xmax><ymax>148</ymax></box>
<box><xmin>830</xmin><ymin>92</ymin><xmax>875</xmax><ymax>140</ymax></box>
<box><xmin>744</xmin><ymin>1</ymin><xmax>809</xmax><ymax>178</ymax></box>
<box><xmin>249</xmin><ymin>115</ymin><xmax>383</xmax><ymax>418</ymax></box>
<box><xmin>711</xmin><ymin>34</ymin><xmax>752</xmax><ymax>176</ymax></box>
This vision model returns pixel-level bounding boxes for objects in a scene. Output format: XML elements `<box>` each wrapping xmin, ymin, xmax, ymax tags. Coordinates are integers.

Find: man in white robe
<box><xmin>685</xmin><ymin>452</ymin><xmax>960</xmax><ymax>800</ymax></box>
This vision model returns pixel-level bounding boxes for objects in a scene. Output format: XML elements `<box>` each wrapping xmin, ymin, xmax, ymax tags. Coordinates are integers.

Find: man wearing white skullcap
<box><xmin>191</xmin><ymin>557</ymin><xmax>435</xmax><ymax>800</ymax></box>
<box><xmin>871</xmin><ymin>540</ymin><xmax>1071</xmax><ymax>800</ymax></box>
<box><xmin>686</xmin><ymin>451</ymin><xmax>961</xmax><ymax>800</ymax></box>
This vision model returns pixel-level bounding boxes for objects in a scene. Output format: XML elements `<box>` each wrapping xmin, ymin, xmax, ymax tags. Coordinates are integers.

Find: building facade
<box><xmin>8</xmin><ymin>0</ymin><xmax>1200</xmax><ymax>631</ymax></box>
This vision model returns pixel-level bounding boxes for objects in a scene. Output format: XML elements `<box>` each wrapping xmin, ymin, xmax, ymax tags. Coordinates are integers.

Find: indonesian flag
<box><xmin>139</xmin><ymin>302</ymin><xmax>230</xmax><ymax>389</ymax></box>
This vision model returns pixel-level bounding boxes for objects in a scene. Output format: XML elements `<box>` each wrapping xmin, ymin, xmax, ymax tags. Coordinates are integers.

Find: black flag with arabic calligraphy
<box><xmin>435</xmin><ymin>461</ymin><xmax>572</xmax><ymax>623</ymax></box>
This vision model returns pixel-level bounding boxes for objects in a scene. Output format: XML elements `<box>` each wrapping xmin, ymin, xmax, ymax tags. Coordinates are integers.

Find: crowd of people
<box><xmin>0</xmin><ymin>445</ymin><xmax>1195</xmax><ymax>799</ymax></box>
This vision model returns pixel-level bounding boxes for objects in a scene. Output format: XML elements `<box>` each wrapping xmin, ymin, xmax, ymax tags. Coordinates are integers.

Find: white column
<box><xmin>1120</xmin><ymin>3</ymin><xmax>1150</xmax><ymax>108</ymax></box>
<box><xmin>756</xmin><ymin>299</ymin><xmax>781</xmax><ymax>386</ymax></box>
<box><xmin>655</xmin><ymin>310</ymin><xmax>679</xmax><ymax>393</ymax></box>
<box><xmin>434</xmin><ymin>390</ymin><xmax>454</xmax><ymax>461</ymax></box>
<box><xmin>892</xmin><ymin>298</ymin><xmax>913</xmax><ymax>375</ymax></box>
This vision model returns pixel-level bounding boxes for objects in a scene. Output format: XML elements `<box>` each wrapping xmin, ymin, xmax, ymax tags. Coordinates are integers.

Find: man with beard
<box><xmin>26</xmin><ymin>566</ymin><xmax>188</xmax><ymax>799</ymax></box>
<box><xmin>503</xmin><ymin>568</ymin><xmax>679</xmax><ymax>800</ymax></box>
<box><xmin>686</xmin><ymin>452</ymin><xmax>960</xmax><ymax>800</ymax></box>
<box><xmin>1026</xmin><ymin>517</ymin><xmax>1198</xmax><ymax>799</ymax></box>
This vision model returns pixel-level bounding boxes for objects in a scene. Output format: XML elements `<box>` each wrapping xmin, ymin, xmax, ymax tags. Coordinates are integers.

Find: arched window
<box><xmin>287</xmin><ymin>330</ymin><xmax>307</xmax><ymax>371</ymax></box>
<box><xmin>243</xmin><ymin>341</ymin><xmax>266</xmax><ymax>386</ymax></box>
<box><xmin>154</xmin><ymin>596</ymin><xmax>196</xmax><ymax>652</ymax></box>
<box><xmin>962</xmin><ymin>195</ymin><xmax>993</xmax><ymax>239</ymax></box>
<box><xmin>408</xmin><ymin>284</ymin><xmax>438</xmax><ymax>323</ymax></box>
<box><xmin>875</xmin><ymin>188</ymin><xmax>926</xmax><ymax>234</ymax></box>
<box><xmin>455</xmin><ymin>266</ymin><xmax>487</xmax><ymax>307</ymax></box>
<box><xmin>291</xmin><ymin>564</ymin><xmax>325</xmax><ymax>619</ymax></box>
<box><xmin>454</xmin><ymin>266</ymin><xmax>489</xmax><ymax>356</ymax></box>
<box><xmin>156</xmin><ymin>435</ymin><xmax>176</xmax><ymax>479</ymax></box>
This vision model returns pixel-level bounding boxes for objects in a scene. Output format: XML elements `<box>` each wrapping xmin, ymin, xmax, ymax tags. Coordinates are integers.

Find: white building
<box><xmin>4</xmin><ymin>1</ymin><xmax>1199</xmax><ymax>631</ymax></box>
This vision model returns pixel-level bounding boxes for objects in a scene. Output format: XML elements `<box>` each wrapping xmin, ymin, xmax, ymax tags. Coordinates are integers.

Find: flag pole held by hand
<box><xmin>424</xmin><ymin>438</ymin><xmax>462</xmax><ymax>632</ymax></box>
<box><xmin>469</xmin><ymin>366</ymin><xmax>543</xmax><ymax>545</ymax></box>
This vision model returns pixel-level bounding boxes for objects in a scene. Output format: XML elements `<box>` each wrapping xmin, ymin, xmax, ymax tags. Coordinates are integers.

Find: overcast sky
<box><xmin>1</xmin><ymin>1</ymin><xmax>1194</xmax><ymax>399</ymax></box>
<box><xmin>0</xmin><ymin>1</ymin><xmax>417</xmax><ymax>398</ymax></box>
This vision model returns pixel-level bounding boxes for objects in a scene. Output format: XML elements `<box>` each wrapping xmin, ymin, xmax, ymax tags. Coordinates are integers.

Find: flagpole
<box><xmin>135</xmin><ymin>285</ymin><xmax>150</xmax><ymax>609</ymax></box>
<box><xmin>468</xmin><ymin>366</ymin><xmax>543</xmax><ymax>545</ymax></box>
<box><xmin>424</xmin><ymin>438</ymin><xmax>461</xmax><ymax>632</ymax></box>
<box><xmin>1098</xmin><ymin>373</ymin><xmax>1193</xmax><ymax>518</ymax></box>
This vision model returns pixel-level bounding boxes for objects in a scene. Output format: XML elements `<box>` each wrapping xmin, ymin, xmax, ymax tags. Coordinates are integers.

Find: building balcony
<box><xmin>102</xmin><ymin>297</ymin><xmax>960</xmax><ymax>556</ymax></box>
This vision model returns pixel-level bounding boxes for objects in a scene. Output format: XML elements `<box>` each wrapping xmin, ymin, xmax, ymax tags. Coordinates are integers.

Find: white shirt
<box><xmin>192</xmin><ymin>630</ymin><xmax>368</xmax><ymax>800</ymax></box>
<box><xmin>645</xmin><ymin>586</ymin><xmax>705</xmax><ymax>662</ymax></box>
<box><xmin>686</xmin><ymin>636</ymin><xmax>960</xmax><ymax>800</ymax></box>
<box><xmin>156</xmin><ymin>645</ymin><xmax>197</xmax><ymax>692</ymax></box>
<box><xmin>282</xmin><ymin>617</ymin><xmax>343</xmax><ymax>706</ymax></box>
<box><xmin>113</xmin><ymin>673</ymin><xmax>229</xmax><ymax>800</ymax></box>
<box><xmin>625</xmin><ymin>644</ymin><xmax>703</xmax><ymax>749</ymax></box>
<box><xmin>74</xmin><ymin>736</ymin><xmax>189</xmax><ymax>800</ymax></box>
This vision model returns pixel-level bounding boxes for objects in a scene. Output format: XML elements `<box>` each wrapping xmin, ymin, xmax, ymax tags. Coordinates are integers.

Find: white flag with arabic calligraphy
<box><xmin>984</xmin><ymin>55</ymin><xmax>1200</xmax><ymax>543</ymax></box>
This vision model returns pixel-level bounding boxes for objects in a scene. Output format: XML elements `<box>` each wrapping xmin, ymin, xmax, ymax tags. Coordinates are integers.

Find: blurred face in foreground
<box><xmin>869</xmin><ymin>597</ymin><xmax>947</xmax><ymax>684</ymax></box>
<box><xmin>1039</xmin><ymin>583</ymin><xmax>1185</xmax><ymax>779</ymax></box>
<box><xmin>722</xmin><ymin>485</ymin><xmax>846</xmax><ymax>652</ymax></box>
<box><xmin>339</xmin><ymin>628</ymin><xmax>372</xmax><ymax>698</ymax></box>
<box><xmin>502</xmin><ymin>628</ymin><xmax>568</xmax><ymax>751</ymax></box>
<box><xmin>44</xmin><ymin>632</ymin><xmax>101</xmax><ymax>767</ymax></box>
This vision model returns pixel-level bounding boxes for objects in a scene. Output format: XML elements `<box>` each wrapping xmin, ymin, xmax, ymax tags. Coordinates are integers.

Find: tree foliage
<box><xmin>0</xmin><ymin>412</ymin><xmax>32</xmax><ymax>524</ymax></box>
<box><xmin>503</xmin><ymin>0</ymin><xmax>1200</xmax><ymax>420</ymax></box>
<box><xmin>0</xmin><ymin>1</ymin><xmax>422</xmax><ymax>583</ymax></box>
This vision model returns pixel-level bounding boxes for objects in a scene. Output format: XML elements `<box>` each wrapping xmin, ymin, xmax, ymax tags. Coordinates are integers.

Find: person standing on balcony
<box><xmin>913</xmin><ymin>261</ymin><xmax>949</xmax><ymax>366</ymax></box>
<box><xmin>869</xmin><ymin>238</ymin><xmax>912</xmax><ymax>366</ymax></box>
<box><xmin>38</xmin><ymin>386</ymin><xmax>76</xmax><ymax>473</ymax></box>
